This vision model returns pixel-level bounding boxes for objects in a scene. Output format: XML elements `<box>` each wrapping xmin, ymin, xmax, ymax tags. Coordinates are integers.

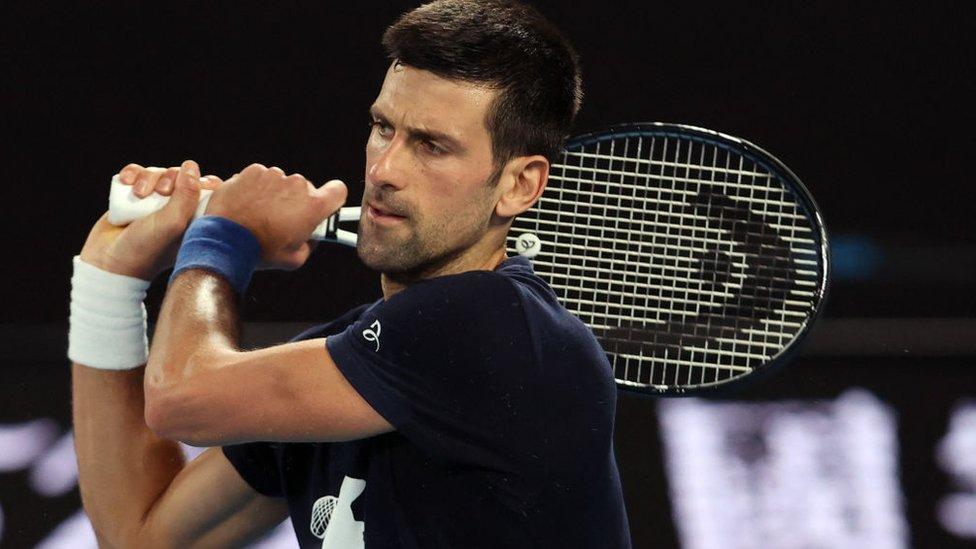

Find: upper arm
<box><xmin>138</xmin><ymin>447</ymin><xmax>288</xmax><ymax>548</ymax></box>
<box><xmin>145</xmin><ymin>338</ymin><xmax>394</xmax><ymax>446</ymax></box>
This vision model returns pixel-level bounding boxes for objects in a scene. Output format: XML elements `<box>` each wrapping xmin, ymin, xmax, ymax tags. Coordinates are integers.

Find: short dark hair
<box><xmin>382</xmin><ymin>0</ymin><xmax>583</xmax><ymax>168</ymax></box>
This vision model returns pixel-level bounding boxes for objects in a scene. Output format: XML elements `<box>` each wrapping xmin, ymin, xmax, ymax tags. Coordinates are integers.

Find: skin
<box><xmin>361</xmin><ymin>62</ymin><xmax>509</xmax><ymax>295</ymax></box>
<box><xmin>71</xmin><ymin>62</ymin><xmax>550</xmax><ymax>546</ymax></box>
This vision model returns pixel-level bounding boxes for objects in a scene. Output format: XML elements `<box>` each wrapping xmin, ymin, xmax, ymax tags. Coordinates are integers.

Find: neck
<box><xmin>380</xmin><ymin>243</ymin><xmax>508</xmax><ymax>299</ymax></box>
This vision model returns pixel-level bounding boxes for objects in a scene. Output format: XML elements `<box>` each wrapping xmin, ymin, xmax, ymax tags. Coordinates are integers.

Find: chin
<box><xmin>356</xmin><ymin>241</ymin><xmax>427</xmax><ymax>274</ymax></box>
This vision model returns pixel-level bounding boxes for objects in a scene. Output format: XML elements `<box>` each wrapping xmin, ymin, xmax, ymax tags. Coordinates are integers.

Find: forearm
<box><xmin>70</xmin><ymin>162</ymin><xmax>276</xmax><ymax>546</ymax></box>
<box><xmin>73</xmin><ymin>269</ymin><xmax>237</xmax><ymax>543</ymax></box>
<box><xmin>72</xmin><ymin>363</ymin><xmax>185</xmax><ymax>546</ymax></box>
<box><xmin>144</xmin><ymin>270</ymin><xmax>241</xmax><ymax>423</ymax></box>
<box><xmin>69</xmin><ymin>251</ymin><xmax>188</xmax><ymax>545</ymax></box>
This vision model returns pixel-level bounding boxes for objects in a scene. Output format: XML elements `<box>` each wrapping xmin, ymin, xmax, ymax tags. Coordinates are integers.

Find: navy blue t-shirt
<box><xmin>222</xmin><ymin>256</ymin><xmax>631</xmax><ymax>548</ymax></box>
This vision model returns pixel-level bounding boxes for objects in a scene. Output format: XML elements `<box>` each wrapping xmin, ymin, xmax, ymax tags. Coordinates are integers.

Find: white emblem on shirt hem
<box><xmin>311</xmin><ymin>476</ymin><xmax>366</xmax><ymax>548</ymax></box>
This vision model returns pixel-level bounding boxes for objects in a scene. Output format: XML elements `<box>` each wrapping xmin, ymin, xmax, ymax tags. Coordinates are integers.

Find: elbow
<box><xmin>144</xmin><ymin>353</ymin><xmax>188</xmax><ymax>440</ymax></box>
<box><xmin>144</xmin><ymin>351</ymin><xmax>225</xmax><ymax>445</ymax></box>
<box><xmin>144</xmin><ymin>383</ymin><xmax>184</xmax><ymax>441</ymax></box>
<box><xmin>144</xmin><ymin>390</ymin><xmax>215</xmax><ymax>447</ymax></box>
<box><xmin>145</xmin><ymin>348</ymin><xmax>249</xmax><ymax>447</ymax></box>
<box><xmin>144</xmin><ymin>376</ymin><xmax>212</xmax><ymax>446</ymax></box>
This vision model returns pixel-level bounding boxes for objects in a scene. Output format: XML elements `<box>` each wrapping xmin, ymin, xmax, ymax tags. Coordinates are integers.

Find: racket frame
<box><xmin>525</xmin><ymin>122</ymin><xmax>831</xmax><ymax>395</ymax></box>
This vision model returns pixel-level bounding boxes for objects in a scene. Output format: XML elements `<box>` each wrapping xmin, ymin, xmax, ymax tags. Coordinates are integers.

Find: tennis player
<box><xmin>69</xmin><ymin>1</ymin><xmax>630</xmax><ymax>547</ymax></box>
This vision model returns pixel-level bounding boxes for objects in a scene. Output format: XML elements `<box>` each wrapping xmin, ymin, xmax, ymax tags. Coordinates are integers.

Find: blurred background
<box><xmin>1</xmin><ymin>1</ymin><xmax>973</xmax><ymax>547</ymax></box>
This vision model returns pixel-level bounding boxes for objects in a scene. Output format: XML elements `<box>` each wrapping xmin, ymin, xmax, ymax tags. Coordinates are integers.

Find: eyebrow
<box><xmin>369</xmin><ymin>105</ymin><xmax>465</xmax><ymax>153</ymax></box>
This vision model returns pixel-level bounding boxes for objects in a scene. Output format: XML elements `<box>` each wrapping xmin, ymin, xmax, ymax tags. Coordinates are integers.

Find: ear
<box><xmin>495</xmin><ymin>155</ymin><xmax>549</xmax><ymax>218</ymax></box>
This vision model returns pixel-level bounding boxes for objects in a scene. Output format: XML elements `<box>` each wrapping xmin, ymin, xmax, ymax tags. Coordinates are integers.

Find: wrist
<box><xmin>170</xmin><ymin>216</ymin><xmax>261</xmax><ymax>296</ymax></box>
<box><xmin>68</xmin><ymin>256</ymin><xmax>151</xmax><ymax>370</ymax></box>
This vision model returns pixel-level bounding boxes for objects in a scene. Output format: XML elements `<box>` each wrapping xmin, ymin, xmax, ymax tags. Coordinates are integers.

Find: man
<box><xmin>69</xmin><ymin>1</ymin><xmax>630</xmax><ymax>547</ymax></box>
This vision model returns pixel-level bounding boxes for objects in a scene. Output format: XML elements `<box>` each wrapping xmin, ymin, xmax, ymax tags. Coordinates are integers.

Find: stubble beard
<box><xmin>356</xmin><ymin>219</ymin><xmax>437</xmax><ymax>275</ymax></box>
<box><xmin>357</xmin><ymin>170</ymin><xmax>501</xmax><ymax>278</ymax></box>
<box><xmin>357</xmin><ymin>199</ymin><xmax>493</xmax><ymax>279</ymax></box>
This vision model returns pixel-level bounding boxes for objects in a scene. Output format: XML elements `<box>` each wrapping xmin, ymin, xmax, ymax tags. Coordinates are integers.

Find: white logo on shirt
<box><xmin>311</xmin><ymin>476</ymin><xmax>366</xmax><ymax>548</ymax></box>
<box><xmin>362</xmin><ymin>320</ymin><xmax>381</xmax><ymax>352</ymax></box>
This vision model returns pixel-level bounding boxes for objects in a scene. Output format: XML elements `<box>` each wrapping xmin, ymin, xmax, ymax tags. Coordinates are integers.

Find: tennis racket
<box><xmin>108</xmin><ymin>122</ymin><xmax>829</xmax><ymax>396</ymax></box>
<box><xmin>107</xmin><ymin>180</ymin><xmax>361</xmax><ymax>246</ymax></box>
<box><xmin>511</xmin><ymin>123</ymin><xmax>829</xmax><ymax>395</ymax></box>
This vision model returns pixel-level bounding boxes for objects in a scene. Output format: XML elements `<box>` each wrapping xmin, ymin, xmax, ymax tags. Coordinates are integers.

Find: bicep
<box><xmin>147</xmin><ymin>338</ymin><xmax>394</xmax><ymax>446</ymax></box>
<box><xmin>139</xmin><ymin>448</ymin><xmax>288</xmax><ymax>548</ymax></box>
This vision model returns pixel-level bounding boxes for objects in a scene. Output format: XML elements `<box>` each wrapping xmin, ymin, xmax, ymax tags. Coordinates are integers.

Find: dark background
<box><xmin>2</xmin><ymin>1</ymin><xmax>974</xmax><ymax>321</ymax></box>
<box><xmin>1</xmin><ymin>1</ymin><xmax>974</xmax><ymax>547</ymax></box>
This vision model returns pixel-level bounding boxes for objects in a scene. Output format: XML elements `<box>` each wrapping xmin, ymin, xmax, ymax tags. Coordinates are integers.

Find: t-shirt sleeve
<box><xmin>221</xmin><ymin>306</ymin><xmax>371</xmax><ymax>497</ymax></box>
<box><xmin>222</xmin><ymin>442</ymin><xmax>284</xmax><ymax>497</ymax></box>
<box><xmin>327</xmin><ymin>272</ymin><xmax>544</xmax><ymax>473</ymax></box>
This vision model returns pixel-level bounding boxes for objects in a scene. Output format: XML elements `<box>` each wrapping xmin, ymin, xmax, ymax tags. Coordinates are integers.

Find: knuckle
<box><xmin>286</xmin><ymin>173</ymin><xmax>308</xmax><ymax>186</ymax></box>
<box><xmin>241</xmin><ymin>164</ymin><xmax>267</xmax><ymax>179</ymax></box>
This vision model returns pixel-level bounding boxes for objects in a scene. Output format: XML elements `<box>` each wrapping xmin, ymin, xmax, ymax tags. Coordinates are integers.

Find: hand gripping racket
<box><xmin>108</xmin><ymin>122</ymin><xmax>829</xmax><ymax>395</ymax></box>
<box><xmin>106</xmin><ymin>178</ymin><xmax>361</xmax><ymax>246</ymax></box>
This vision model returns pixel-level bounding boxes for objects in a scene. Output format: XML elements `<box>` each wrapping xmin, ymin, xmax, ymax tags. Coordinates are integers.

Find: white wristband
<box><xmin>68</xmin><ymin>256</ymin><xmax>151</xmax><ymax>370</ymax></box>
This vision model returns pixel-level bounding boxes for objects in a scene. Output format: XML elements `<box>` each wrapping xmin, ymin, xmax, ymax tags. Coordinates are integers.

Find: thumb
<box><xmin>311</xmin><ymin>179</ymin><xmax>348</xmax><ymax>220</ymax></box>
<box><xmin>160</xmin><ymin>160</ymin><xmax>202</xmax><ymax>222</ymax></box>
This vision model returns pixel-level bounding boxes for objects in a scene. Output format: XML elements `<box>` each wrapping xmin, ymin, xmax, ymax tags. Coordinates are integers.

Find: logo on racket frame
<box><xmin>515</xmin><ymin>233</ymin><xmax>542</xmax><ymax>258</ymax></box>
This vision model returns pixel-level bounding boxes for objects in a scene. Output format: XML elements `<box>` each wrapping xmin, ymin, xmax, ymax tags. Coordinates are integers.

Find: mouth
<box><xmin>366</xmin><ymin>201</ymin><xmax>408</xmax><ymax>225</ymax></box>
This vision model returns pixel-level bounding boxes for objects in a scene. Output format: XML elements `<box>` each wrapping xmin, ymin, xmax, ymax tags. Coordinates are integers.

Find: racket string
<box><xmin>508</xmin><ymin>133</ymin><xmax>822</xmax><ymax>391</ymax></box>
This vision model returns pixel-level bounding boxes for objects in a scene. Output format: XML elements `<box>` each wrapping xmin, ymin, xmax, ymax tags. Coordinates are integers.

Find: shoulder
<box><xmin>381</xmin><ymin>270</ymin><xmax>524</xmax><ymax>326</ymax></box>
<box><xmin>288</xmin><ymin>303</ymin><xmax>374</xmax><ymax>342</ymax></box>
<box><xmin>375</xmin><ymin>256</ymin><xmax>562</xmax><ymax>328</ymax></box>
<box><xmin>365</xmin><ymin>261</ymin><xmax>590</xmax><ymax>353</ymax></box>
<box><xmin>329</xmin><ymin>270</ymin><xmax>533</xmax><ymax>372</ymax></box>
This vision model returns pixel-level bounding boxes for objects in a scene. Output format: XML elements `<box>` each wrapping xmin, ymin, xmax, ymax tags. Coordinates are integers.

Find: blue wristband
<box><xmin>170</xmin><ymin>216</ymin><xmax>262</xmax><ymax>296</ymax></box>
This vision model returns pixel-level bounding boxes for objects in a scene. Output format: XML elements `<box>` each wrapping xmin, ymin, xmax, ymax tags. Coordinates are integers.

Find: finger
<box><xmin>155</xmin><ymin>167</ymin><xmax>181</xmax><ymax>196</ymax></box>
<box><xmin>310</xmin><ymin>179</ymin><xmax>348</xmax><ymax>220</ymax></box>
<box><xmin>159</xmin><ymin>160</ymin><xmax>201</xmax><ymax>224</ymax></box>
<box><xmin>200</xmin><ymin>175</ymin><xmax>224</xmax><ymax>191</ymax></box>
<box><xmin>132</xmin><ymin>166</ymin><xmax>170</xmax><ymax>198</ymax></box>
<box><xmin>119</xmin><ymin>163</ymin><xmax>144</xmax><ymax>185</ymax></box>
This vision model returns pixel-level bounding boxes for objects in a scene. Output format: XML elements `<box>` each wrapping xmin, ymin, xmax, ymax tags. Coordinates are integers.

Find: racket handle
<box><xmin>310</xmin><ymin>206</ymin><xmax>361</xmax><ymax>246</ymax></box>
<box><xmin>107</xmin><ymin>175</ymin><xmax>360</xmax><ymax>246</ymax></box>
<box><xmin>107</xmin><ymin>174</ymin><xmax>213</xmax><ymax>225</ymax></box>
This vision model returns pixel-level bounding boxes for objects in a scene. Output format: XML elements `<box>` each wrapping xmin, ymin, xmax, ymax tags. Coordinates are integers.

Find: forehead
<box><xmin>371</xmin><ymin>63</ymin><xmax>497</xmax><ymax>141</ymax></box>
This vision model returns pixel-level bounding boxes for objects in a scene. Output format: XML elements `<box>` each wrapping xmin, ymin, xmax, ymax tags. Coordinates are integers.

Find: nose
<box><xmin>367</xmin><ymin>138</ymin><xmax>410</xmax><ymax>191</ymax></box>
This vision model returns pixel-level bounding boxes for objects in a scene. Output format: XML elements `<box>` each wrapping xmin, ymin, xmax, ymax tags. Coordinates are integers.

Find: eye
<box><xmin>369</xmin><ymin>119</ymin><xmax>393</xmax><ymax>138</ymax></box>
<box><xmin>421</xmin><ymin>139</ymin><xmax>446</xmax><ymax>156</ymax></box>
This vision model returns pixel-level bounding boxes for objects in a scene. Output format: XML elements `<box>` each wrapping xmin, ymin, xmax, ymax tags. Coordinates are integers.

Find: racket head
<box><xmin>507</xmin><ymin>122</ymin><xmax>829</xmax><ymax>395</ymax></box>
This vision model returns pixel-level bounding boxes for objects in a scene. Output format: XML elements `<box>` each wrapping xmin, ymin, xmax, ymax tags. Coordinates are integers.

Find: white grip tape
<box><xmin>107</xmin><ymin>175</ymin><xmax>359</xmax><ymax>246</ymax></box>
<box><xmin>107</xmin><ymin>175</ymin><xmax>213</xmax><ymax>225</ymax></box>
<box><xmin>68</xmin><ymin>256</ymin><xmax>151</xmax><ymax>370</ymax></box>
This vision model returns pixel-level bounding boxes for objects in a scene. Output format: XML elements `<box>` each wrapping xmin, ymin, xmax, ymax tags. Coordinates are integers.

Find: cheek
<box><xmin>429</xmin><ymin>190</ymin><xmax>493</xmax><ymax>234</ymax></box>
